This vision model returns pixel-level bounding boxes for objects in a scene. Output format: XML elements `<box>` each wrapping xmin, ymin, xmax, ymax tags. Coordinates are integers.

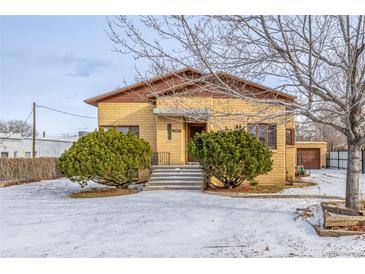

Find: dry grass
<box><xmin>290</xmin><ymin>178</ymin><xmax>317</xmax><ymax>187</ymax></box>
<box><xmin>208</xmin><ymin>184</ymin><xmax>286</xmax><ymax>193</ymax></box>
<box><xmin>0</xmin><ymin>179</ymin><xmax>27</xmax><ymax>188</ymax></box>
<box><xmin>208</xmin><ymin>178</ymin><xmax>317</xmax><ymax>194</ymax></box>
<box><xmin>70</xmin><ymin>188</ymin><xmax>140</xmax><ymax>198</ymax></box>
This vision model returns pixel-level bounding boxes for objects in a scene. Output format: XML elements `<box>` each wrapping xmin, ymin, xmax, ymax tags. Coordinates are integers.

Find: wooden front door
<box><xmin>187</xmin><ymin>124</ymin><xmax>206</xmax><ymax>162</ymax></box>
<box><xmin>297</xmin><ymin>148</ymin><xmax>321</xmax><ymax>169</ymax></box>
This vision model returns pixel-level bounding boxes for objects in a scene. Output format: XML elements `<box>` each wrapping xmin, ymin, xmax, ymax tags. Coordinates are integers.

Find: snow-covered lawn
<box><xmin>282</xmin><ymin>169</ymin><xmax>365</xmax><ymax>198</ymax></box>
<box><xmin>0</xmin><ymin>169</ymin><xmax>364</xmax><ymax>258</ymax></box>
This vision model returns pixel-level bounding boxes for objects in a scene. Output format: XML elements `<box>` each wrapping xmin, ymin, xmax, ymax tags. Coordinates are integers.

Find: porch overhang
<box><xmin>153</xmin><ymin>108</ymin><xmax>211</xmax><ymax>120</ymax></box>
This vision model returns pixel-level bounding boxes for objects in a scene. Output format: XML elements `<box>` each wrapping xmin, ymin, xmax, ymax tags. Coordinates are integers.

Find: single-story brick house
<box><xmin>85</xmin><ymin>68</ymin><xmax>301</xmax><ymax>185</ymax></box>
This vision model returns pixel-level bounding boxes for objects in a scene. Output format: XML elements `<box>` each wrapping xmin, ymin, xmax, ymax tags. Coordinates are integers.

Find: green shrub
<box><xmin>188</xmin><ymin>127</ymin><xmax>273</xmax><ymax>188</ymax></box>
<box><xmin>58</xmin><ymin>128</ymin><xmax>152</xmax><ymax>188</ymax></box>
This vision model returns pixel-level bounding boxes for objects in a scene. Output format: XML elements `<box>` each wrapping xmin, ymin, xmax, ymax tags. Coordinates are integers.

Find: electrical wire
<box><xmin>1</xmin><ymin>104</ymin><xmax>96</xmax><ymax>144</ymax></box>
<box><xmin>37</xmin><ymin>104</ymin><xmax>97</xmax><ymax>119</ymax></box>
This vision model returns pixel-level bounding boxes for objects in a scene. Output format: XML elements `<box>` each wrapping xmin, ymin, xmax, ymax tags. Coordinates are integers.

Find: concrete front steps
<box><xmin>144</xmin><ymin>165</ymin><xmax>203</xmax><ymax>190</ymax></box>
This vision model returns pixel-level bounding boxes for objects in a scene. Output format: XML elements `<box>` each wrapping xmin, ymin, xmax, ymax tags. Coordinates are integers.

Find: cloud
<box><xmin>42</xmin><ymin>53</ymin><xmax>113</xmax><ymax>78</ymax></box>
<box><xmin>0</xmin><ymin>47</ymin><xmax>113</xmax><ymax>78</ymax></box>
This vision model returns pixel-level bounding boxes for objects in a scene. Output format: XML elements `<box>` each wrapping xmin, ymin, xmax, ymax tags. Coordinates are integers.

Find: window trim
<box><xmin>248</xmin><ymin>123</ymin><xmax>277</xmax><ymax>150</ymax></box>
<box><xmin>286</xmin><ymin>128</ymin><xmax>295</xmax><ymax>146</ymax></box>
<box><xmin>101</xmin><ymin>125</ymin><xmax>140</xmax><ymax>138</ymax></box>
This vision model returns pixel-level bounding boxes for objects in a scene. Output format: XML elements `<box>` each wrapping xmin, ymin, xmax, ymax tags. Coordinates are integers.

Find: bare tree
<box><xmin>0</xmin><ymin>119</ymin><xmax>33</xmax><ymax>137</ymax></box>
<box><xmin>296</xmin><ymin>118</ymin><xmax>347</xmax><ymax>150</ymax></box>
<box><xmin>108</xmin><ymin>16</ymin><xmax>365</xmax><ymax>210</ymax></box>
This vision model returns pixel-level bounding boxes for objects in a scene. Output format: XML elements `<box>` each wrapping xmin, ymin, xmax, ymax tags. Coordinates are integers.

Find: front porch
<box><xmin>148</xmin><ymin>112</ymin><xmax>206</xmax><ymax>190</ymax></box>
<box><xmin>154</xmin><ymin>111</ymin><xmax>207</xmax><ymax>165</ymax></box>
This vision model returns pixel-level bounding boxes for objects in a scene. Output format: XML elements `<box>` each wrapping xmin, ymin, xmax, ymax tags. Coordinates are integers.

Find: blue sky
<box><xmin>0</xmin><ymin>16</ymin><xmax>143</xmax><ymax>136</ymax></box>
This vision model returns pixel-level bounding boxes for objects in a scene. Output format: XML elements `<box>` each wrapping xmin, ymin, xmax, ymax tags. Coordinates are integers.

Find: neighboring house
<box><xmin>85</xmin><ymin>68</ymin><xmax>298</xmax><ymax>185</ymax></box>
<box><xmin>0</xmin><ymin>133</ymin><xmax>74</xmax><ymax>158</ymax></box>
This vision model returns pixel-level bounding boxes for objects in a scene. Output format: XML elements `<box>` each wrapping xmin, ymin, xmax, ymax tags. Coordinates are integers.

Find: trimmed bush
<box><xmin>58</xmin><ymin>128</ymin><xmax>152</xmax><ymax>188</ymax></box>
<box><xmin>0</xmin><ymin>157</ymin><xmax>61</xmax><ymax>183</ymax></box>
<box><xmin>188</xmin><ymin>127</ymin><xmax>273</xmax><ymax>188</ymax></box>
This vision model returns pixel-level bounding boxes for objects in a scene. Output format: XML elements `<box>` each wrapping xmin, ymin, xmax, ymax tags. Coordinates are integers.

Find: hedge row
<box><xmin>0</xmin><ymin>157</ymin><xmax>62</xmax><ymax>183</ymax></box>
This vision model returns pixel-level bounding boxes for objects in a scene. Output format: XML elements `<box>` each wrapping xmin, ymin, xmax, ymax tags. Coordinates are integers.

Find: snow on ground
<box><xmin>282</xmin><ymin>169</ymin><xmax>365</xmax><ymax>199</ymax></box>
<box><xmin>0</xmin><ymin>169</ymin><xmax>364</xmax><ymax>258</ymax></box>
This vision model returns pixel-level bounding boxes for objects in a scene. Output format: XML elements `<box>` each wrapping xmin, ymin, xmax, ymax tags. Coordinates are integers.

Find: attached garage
<box><xmin>296</xmin><ymin>142</ymin><xmax>327</xmax><ymax>169</ymax></box>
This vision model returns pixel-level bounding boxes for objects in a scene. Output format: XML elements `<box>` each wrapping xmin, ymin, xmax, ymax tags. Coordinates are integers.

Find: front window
<box><xmin>1</xmin><ymin>152</ymin><xmax>9</xmax><ymax>158</ymax></box>
<box><xmin>248</xmin><ymin>124</ymin><xmax>277</xmax><ymax>149</ymax></box>
<box><xmin>286</xmin><ymin>128</ymin><xmax>295</xmax><ymax>145</ymax></box>
<box><xmin>103</xmin><ymin>126</ymin><xmax>139</xmax><ymax>138</ymax></box>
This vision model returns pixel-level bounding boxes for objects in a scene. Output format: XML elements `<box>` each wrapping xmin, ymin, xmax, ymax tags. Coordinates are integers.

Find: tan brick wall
<box><xmin>98</xmin><ymin>102</ymin><xmax>156</xmax><ymax>181</ymax></box>
<box><xmin>285</xmin><ymin>147</ymin><xmax>296</xmax><ymax>180</ymax></box>
<box><xmin>97</xmin><ymin>98</ymin><xmax>296</xmax><ymax>185</ymax></box>
<box><xmin>156</xmin><ymin>116</ymin><xmax>186</xmax><ymax>165</ymax></box>
<box><xmin>209</xmin><ymin>98</ymin><xmax>291</xmax><ymax>185</ymax></box>
<box><xmin>285</xmin><ymin>119</ymin><xmax>296</xmax><ymax>180</ymax></box>
<box><xmin>157</xmin><ymin>97</ymin><xmax>295</xmax><ymax>185</ymax></box>
<box><xmin>295</xmin><ymin>142</ymin><xmax>327</xmax><ymax>168</ymax></box>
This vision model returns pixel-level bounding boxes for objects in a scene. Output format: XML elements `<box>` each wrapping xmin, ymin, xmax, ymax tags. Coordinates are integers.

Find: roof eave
<box><xmin>84</xmin><ymin>99</ymin><xmax>98</xmax><ymax>107</ymax></box>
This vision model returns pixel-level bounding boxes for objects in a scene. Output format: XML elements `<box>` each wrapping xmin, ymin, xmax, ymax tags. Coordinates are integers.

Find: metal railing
<box><xmin>326</xmin><ymin>150</ymin><xmax>365</xmax><ymax>174</ymax></box>
<box><xmin>151</xmin><ymin>152</ymin><xmax>171</xmax><ymax>166</ymax></box>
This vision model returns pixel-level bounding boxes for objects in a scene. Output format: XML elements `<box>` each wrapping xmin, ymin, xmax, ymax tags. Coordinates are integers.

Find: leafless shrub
<box><xmin>0</xmin><ymin>157</ymin><xmax>62</xmax><ymax>183</ymax></box>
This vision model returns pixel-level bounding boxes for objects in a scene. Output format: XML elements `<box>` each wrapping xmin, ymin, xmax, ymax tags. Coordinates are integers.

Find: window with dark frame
<box><xmin>248</xmin><ymin>124</ymin><xmax>277</xmax><ymax>149</ymax></box>
<box><xmin>286</xmin><ymin>128</ymin><xmax>295</xmax><ymax>146</ymax></box>
<box><xmin>102</xmin><ymin>126</ymin><xmax>140</xmax><ymax>138</ymax></box>
<box><xmin>1</xmin><ymin>152</ymin><xmax>9</xmax><ymax>158</ymax></box>
<box><xmin>167</xmin><ymin>123</ymin><xmax>172</xmax><ymax>141</ymax></box>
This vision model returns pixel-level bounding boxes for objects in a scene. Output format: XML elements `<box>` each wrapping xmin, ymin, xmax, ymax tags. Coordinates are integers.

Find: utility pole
<box><xmin>32</xmin><ymin>102</ymin><xmax>36</xmax><ymax>158</ymax></box>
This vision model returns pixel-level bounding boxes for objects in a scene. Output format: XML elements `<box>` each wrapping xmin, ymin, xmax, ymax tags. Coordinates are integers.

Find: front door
<box><xmin>187</xmin><ymin>123</ymin><xmax>206</xmax><ymax>162</ymax></box>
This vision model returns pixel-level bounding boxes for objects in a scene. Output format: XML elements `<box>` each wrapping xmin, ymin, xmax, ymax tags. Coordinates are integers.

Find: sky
<box><xmin>0</xmin><ymin>16</ymin><xmax>144</xmax><ymax>137</ymax></box>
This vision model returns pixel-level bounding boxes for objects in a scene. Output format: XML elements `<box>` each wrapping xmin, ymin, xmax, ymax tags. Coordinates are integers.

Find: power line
<box><xmin>37</xmin><ymin>104</ymin><xmax>97</xmax><ymax>119</ymax></box>
<box><xmin>1</xmin><ymin>103</ymin><xmax>96</xmax><ymax>145</ymax></box>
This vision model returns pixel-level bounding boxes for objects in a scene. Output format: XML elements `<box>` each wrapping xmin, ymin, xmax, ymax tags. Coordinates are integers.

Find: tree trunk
<box><xmin>345</xmin><ymin>142</ymin><xmax>362</xmax><ymax>210</ymax></box>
